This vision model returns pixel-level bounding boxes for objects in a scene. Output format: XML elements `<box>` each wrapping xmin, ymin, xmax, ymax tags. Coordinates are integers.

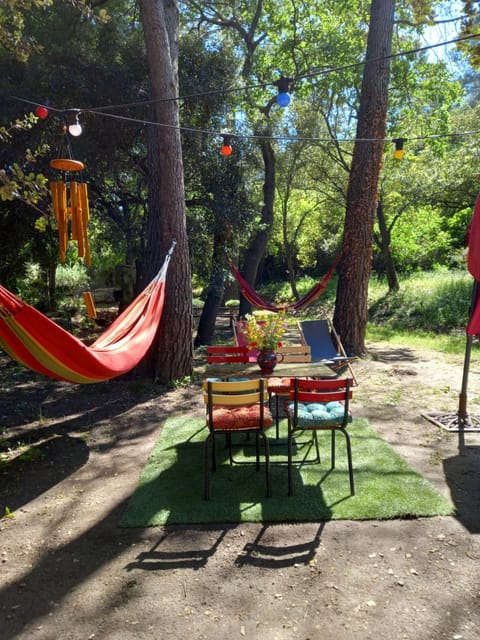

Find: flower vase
<box><xmin>257</xmin><ymin>350</ymin><xmax>277</xmax><ymax>375</ymax></box>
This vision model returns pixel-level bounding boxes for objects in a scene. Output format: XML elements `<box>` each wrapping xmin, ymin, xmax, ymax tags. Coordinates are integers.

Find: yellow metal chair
<box><xmin>203</xmin><ymin>378</ymin><xmax>273</xmax><ymax>500</ymax></box>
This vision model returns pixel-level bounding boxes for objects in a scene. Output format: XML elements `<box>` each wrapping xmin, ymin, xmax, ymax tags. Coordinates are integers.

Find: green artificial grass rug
<box><xmin>120</xmin><ymin>416</ymin><xmax>453</xmax><ymax>526</ymax></box>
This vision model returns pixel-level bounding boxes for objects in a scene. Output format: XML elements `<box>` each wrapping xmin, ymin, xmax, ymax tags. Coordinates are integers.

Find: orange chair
<box><xmin>203</xmin><ymin>378</ymin><xmax>273</xmax><ymax>500</ymax></box>
<box><xmin>267</xmin><ymin>345</ymin><xmax>312</xmax><ymax>437</ymax></box>
<box><xmin>286</xmin><ymin>377</ymin><xmax>355</xmax><ymax>496</ymax></box>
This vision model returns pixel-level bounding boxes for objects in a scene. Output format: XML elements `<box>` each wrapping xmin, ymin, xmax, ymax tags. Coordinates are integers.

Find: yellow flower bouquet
<box><xmin>241</xmin><ymin>310</ymin><xmax>287</xmax><ymax>352</ymax></box>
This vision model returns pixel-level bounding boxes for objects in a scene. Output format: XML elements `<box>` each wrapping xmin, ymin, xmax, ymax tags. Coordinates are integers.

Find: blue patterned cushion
<box><xmin>287</xmin><ymin>400</ymin><xmax>352</xmax><ymax>427</ymax></box>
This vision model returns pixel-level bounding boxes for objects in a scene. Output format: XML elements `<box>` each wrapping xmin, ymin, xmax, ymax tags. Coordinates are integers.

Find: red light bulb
<box><xmin>221</xmin><ymin>144</ymin><xmax>233</xmax><ymax>156</ymax></box>
<box><xmin>35</xmin><ymin>106</ymin><xmax>49</xmax><ymax>119</ymax></box>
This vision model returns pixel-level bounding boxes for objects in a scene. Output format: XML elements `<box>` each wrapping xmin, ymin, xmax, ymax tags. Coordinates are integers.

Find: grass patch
<box><xmin>365</xmin><ymin>323</ymin><xmax>475</xmax><ymax>356</ymax></box>
<box><xmin>368</xmin><ymin>270</ymin><xmax>473</xmax><ymax>334</ymax></box>
<box><xmin>120</xmin><ymin>416</ymin><xmax>453</xmax><ymax>527</ymax></box>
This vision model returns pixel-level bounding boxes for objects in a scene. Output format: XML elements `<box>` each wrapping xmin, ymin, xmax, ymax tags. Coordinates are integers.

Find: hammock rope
<box><xmin>0</xmin><ymin>240</ymin><xmax>176</xmax><ymax>383</ymax></box>
<box><xmin>229</xmin><ymin>255</ymin><xmax>340</xmax><ymax>313</ymax></box>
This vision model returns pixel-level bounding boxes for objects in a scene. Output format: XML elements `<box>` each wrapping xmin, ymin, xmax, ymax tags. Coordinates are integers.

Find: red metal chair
<box><xmin>206</xmin><ymin>345</ymin><xmax>249</xmax><ymax>364</ymax></box>
<box><xmin>286</xmin><ymin>377</ymin><xmax>355</xmax><ymax>496</ymax></box>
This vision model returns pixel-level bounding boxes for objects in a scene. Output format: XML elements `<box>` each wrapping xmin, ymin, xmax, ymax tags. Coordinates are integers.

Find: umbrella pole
<box><xmin>457</xmin><ymin>280</ymin><xmax>478</xmax><ymax>449</ymax></box>
<box><xmin>458</xmin><ymin>333</ymin><xmax>473</xmax><ymax>420</ymax></box>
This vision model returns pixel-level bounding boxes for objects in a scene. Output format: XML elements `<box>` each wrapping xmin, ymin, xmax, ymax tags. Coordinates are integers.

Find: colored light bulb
<box><xmin>276</xmin><ymin>92</ymin><xmax>291</xmax><ymax>107</ymax></box>
<box><xmin>221</xmin><ymin>134</ymin><xmax>233</xmax><ymax>156</ymax></box>
<box><xmin>393</xmin><ymin>138</ymin><xmax>405</xmax><ymax>160</ymax></box>
<box><xmin>35</xmin><ymin>106</ymin><xmax>49</xmax><ymax>119</ymax></box>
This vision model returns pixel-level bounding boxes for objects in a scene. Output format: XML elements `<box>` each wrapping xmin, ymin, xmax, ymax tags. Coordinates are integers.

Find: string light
<box><xmin>274</xmin><ymin>76</ymin><xmax>293</xmax><ymax>107</ymax></box>
<box><xmin>35</xmin><ymin>105</ymin><xmax>49</xmax><ymax>119</ymax></box>
<box><xmin>220</xmin><ymin>134</ymin><xmax>233</xmax><ymax>156</ymax></box>
<box><xmin>19</xmin><ymin>95</ymin><xmax>480</xmax><ymax>149</ymax></box>
<box><xmin>393</xmin><ymin>138</ymin><xmax>406</xmax><ymax>160</ymax></box>
<box><xmin>8</xmin><ymin>33</ymin><xmax>480</xmax><ymax>149</ymax></box>
<box><xmin>64</xmin><ymin>109</ymin><xmax>82</xmax><ymax>137</ymax></box>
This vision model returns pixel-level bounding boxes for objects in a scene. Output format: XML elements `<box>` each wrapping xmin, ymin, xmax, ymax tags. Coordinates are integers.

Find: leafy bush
<box><xmin>368</xmin><ymin>271</ymin><xmax>473</xmax><ymax>333</ymax></box>
<box><xmin>389</xmin><ymin>206</ymin><xmax>457</xmax><ymax>272</ymax></box>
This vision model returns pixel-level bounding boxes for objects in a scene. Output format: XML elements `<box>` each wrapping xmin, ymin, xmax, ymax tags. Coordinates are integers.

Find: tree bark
<box><xmin>333</xmin><ymin>0</ymin><xmax>395</xmax><ymax>355</ymax></box>
<box><xmin>139</xmin><ymin>0</ymin><xmax>192</xmax><ymax>383</ymax></box>
<box><xmin>375</xmin><ymin>197</ymin><xmax>399</xmax><ymax>292</ymax></box>
<box><xmin>194</xmin><ymin>201</ymin><xmax>231</xmax><ymax>347</ymax></box>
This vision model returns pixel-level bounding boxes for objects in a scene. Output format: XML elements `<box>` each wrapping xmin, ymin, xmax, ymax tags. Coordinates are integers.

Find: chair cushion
<box><xmin>286</xmin><ymin>401</ymin><xmax>352</xmax><ymax>428</ymax></box>
<box><xmin>209</xmin><ymin>405</ymin><xmax>273</xmax><ymax>431</ymax></box>
<box><xmin>267</xmin><ymin>377</ymin><xmax>291</xmax><ymax>393</ymax></box>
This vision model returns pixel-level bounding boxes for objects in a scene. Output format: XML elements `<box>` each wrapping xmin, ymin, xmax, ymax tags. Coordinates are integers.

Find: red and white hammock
<box><xmin>0</xmin><ymin>241</ymin><xmax>175</xmax><ymax>383</ymax></box>
<box><xmin>230</xmin><ymin>256</ymin><xmax>340</xmax><ymax>313</ymax></box>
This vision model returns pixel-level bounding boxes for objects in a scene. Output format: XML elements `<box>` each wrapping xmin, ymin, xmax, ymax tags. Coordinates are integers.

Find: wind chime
<box><xmin>49</xmin><ymin>110</ymin><xmax>91</xmax><ymax>267</ymax></box>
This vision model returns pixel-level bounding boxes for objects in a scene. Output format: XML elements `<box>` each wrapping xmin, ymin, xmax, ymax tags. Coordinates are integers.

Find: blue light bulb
<box><xmin>276</xmin><ymin>92</ymin><xmax>291</xmax><ymax>108</ymax></box>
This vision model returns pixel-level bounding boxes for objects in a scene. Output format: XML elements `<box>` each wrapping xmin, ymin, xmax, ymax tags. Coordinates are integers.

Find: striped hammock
<box><xmin>0</xmin><ymin>241</ymin><xmax>175</xmax><ymax>383</ymax></box>
<box><xmin>229</xmin><ymin>255</ymin><xmax>340</xmax><ymax>313</ymax></box>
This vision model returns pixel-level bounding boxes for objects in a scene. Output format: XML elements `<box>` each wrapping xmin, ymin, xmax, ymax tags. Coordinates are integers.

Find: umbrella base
<box><xmin>422</xmin><ymin>412</ymin><xmax>480</xmax><ymax>432</ymax></box>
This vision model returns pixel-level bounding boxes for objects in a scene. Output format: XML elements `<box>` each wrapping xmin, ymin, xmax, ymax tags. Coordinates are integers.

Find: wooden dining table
<box><xmin>204</xmin><ymin>359</ymin><xmax>338</xmax><ymax>380</ymax></box>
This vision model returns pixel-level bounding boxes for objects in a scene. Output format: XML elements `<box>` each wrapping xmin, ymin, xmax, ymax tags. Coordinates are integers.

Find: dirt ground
<box><xmin>1</xmin><ymin>327</ymin><xmax>480</xmax><ymax>640</ymax></box>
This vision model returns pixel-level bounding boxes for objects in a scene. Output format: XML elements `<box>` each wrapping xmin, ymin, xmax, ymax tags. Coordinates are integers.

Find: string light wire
<box><xmin>63</xmin><ymin>31</ymin><xmax>480</xmax><ymax>112</ymax></box>
<box><xmin>8</xmin><ymin>31</ymin><xmax>480</xmax><ymax>147</ymax></box>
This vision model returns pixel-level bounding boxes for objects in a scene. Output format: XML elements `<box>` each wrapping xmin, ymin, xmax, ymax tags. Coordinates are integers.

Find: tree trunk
<box><xmin>333</xmin><ymin>0</ymin><xmax>395</xmax><ymax>355</ymax></box>
<box><xmin>376</xmin><ymin>197</ymin><xmax>399</xmax><ymax>292</ymax></box>
<box><xmin>47</xmin><ymin>262</ymin><xmax>57</xmax><ymax>311</ymax></box>
<box><xmin>194</xmin><ymin>272</ymin><xmax>227</xmax><ymax>347</ymax></box>
<box><xmin>239</xmin><ymin>137</ymin><xmax>276</xmax><ymax>317</ymax></box>
<box><xmin>139</xmin><ymin>0</ymin><xmax>192</xmax><ymax>383</ymax></box>
<box><xmin>194</xmin><ymin>211</ymin><xmax>230</xmax><ymax>347</ymax></box>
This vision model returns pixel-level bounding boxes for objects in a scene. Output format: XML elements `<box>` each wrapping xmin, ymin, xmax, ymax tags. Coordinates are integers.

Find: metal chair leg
<box><xmin>275</xmin><ymin>394</ymin><xmax>280</xmax><ymax>438</ymax></box>
<box><xmin>341</xmin><ymin>427</ymin><xmax>355</xmax><ymax>496</ymax></box>
<box><xmin>313</xmin><ymin>430</ymin><xmax>321</xmax><ymax>463</ymax></box>
<box><xmin>287</xmin><ymin>423</ymin><xmax>294</xmax><ymax>496</ymax></box>
<box><xmin>204</xmin><ymin>435</ymin><xmax>211</xmax><ymax>500</ymax></box>
<box><xmin>331</xmin><ymin>429</ymin><xmax>336</xmax><ymax>469</ymax></box>
<box><xmin>261</xmin><ymin>431</ymin><xmax>271</xmax><ymax>497</ymax></box>
<box><xmin>226</xmin><ymin>433</ymin><xmax>234</xmax><ymax>466</ymax></box>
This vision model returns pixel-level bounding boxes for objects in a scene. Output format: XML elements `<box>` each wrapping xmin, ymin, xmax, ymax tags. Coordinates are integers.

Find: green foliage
<box><xmin>56</xmin><ymin>263</ymin><xmax>89</xmax><ymax>293</ymax></box>
<box><xmin>2</xmin><ymin>0</ymin><xmax>480</xmax><ymax>309</ymax></box>
<box><xmin>368</xmin><ymin>270</ymin><xmax>474</xmax><ymax>333</ymax></box>
<box><xmin>168</xmin><ymin>376</ymin><xmax>193</xmax><ymax>390</ymax></box>
<box><xmin>389</xmin><ymin>205</ymin><xmax>456</xmax><ymax>271</ymax></box>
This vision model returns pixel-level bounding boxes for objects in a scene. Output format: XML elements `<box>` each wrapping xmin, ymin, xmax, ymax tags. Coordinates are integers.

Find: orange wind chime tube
<box><xmin>49</xmin><ymin>158</ymin><xmax>91</xmax><ymax>266</ymax></box>
<box><xmin>82</xmin><ymin>291</ymin><xmax>97</xmax><ymax>319</ymax></box>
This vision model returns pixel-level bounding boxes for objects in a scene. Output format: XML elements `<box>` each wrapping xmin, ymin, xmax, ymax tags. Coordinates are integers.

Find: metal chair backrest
<box><xmin>276</xmin><ymin>344</ymin><xmax>311</xmax><ymax>363</ymax></box>
<box><xmin>203</xmin><ymin>378</ymin><xmax>269</xmax><ymax>407</ymax></box>
<box><xmin>206</xmin><ymin>345</ymin><xmax>249</xmax><ymax>364</ymax></box>
<box><xmin>289</xmin><ymin>377</ymin><xmax>353</xmax><ymax>425</ymax></box>
<box><xmin>203</xmin><ymin>378</ymin><xmax>270</xmax><ymax>431</ymax></box>
<box><xmin>297</xmin><ymin>319</ymin><xmax>339</xmax><ymax>361</ymax></box>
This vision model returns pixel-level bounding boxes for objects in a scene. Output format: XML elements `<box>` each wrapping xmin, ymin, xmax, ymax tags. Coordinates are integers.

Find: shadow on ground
<box><xmin>443</xmin><ymin>442</ymin><xmax>480</xmax><ymax>534</ymax></box>
<box><xmin>0</xmin><ymin>435</ymin><xmax>89</xmax><ymax>514</ymax></box>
